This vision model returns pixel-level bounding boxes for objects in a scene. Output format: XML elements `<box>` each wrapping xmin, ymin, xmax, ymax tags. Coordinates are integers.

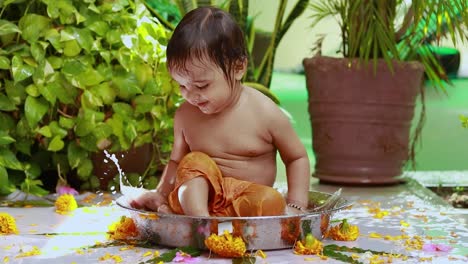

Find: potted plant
<box><xmin>0</xmin><ymin>0</ymin><xmax>180</xmax><ymax>196</ymax></box>
<box><xmin>303</xmin><ymin>0</ymin><xmax>467</xmax><ymax>185</ymax></box>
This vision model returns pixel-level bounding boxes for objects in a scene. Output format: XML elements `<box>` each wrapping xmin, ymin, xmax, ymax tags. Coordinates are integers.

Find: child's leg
<box><xmin>177</xmin><ymin>177</ymin><xmax>210</xmax><ymax>216</ymax></box>
<box><xmin>168</xmin><ymin>152</ymin><xmax>225</xmax><ymax>216</ymax></box>
<box><xmin>231</xmin><ymin>184</ymin><xmax>286</xmax><ymax>216</ymax></box>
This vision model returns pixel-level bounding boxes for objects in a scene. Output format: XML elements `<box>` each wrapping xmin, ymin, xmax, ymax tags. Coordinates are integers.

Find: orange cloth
<box><xmin>168</xmin><ymin>152</ymin><xmax>286</xmax><ymax>217</ymax></box>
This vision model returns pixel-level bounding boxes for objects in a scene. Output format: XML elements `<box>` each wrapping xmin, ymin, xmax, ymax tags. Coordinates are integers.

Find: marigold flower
<box><xmin>55</xmin><ymin>194</ymin><xmax>78</xmax><ymax>214</ymax></box>
<box><xmin>204</xmin><ymin>230</ymin><xmax>246</xmax><ymax>258</ymax></box>
<box><xmin>108</xmin><ymin>216</ymin><xmax>139</xmax><ymax>240</ymax></box>
<box><xmin>327</xmin><ymin>219</ymin><xmax>359</xmax><ymax>241</ymax></box>
<box><xmin>0</xmin><ymin>212</ymin><xmax>18</xmax><ymax>235</ymax></box>
<box><xmin>293</xmin><ymin>233</ymin><xmax>323</xmax><ymax>255</ymax></box>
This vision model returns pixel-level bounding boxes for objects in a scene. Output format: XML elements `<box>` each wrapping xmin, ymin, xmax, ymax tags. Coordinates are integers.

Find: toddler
<box><xmin>131</xmin><ymin>6</ymin><xmax>310</xmax><ymax>217</ymax></box>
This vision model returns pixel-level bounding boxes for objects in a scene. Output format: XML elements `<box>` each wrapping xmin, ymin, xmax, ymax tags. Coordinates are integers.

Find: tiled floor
<box><xmin>1</xmin><ymin>178</ymin><xmax>467</xmax><ymax>263</ymax></box>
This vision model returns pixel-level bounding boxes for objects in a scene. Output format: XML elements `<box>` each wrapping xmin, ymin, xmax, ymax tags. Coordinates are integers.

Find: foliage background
<box><xmin>0</xmin><ymin>0</ymin><xmax>181</xmax><ymax>196</ymax></box>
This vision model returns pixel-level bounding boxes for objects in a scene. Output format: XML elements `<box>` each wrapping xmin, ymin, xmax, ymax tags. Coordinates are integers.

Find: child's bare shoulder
<box><xmin>244</xmin><ymin>85</ymin><xmax>283</xmax><ymax>116</ymax></box>
<box><xmin>174</xmin><ymin>102</ymin><xmax>198</xmax><ymax>122</ymax></box>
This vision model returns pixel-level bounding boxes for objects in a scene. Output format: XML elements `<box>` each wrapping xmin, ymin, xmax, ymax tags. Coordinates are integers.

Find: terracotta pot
<box><xmin>303</xmin><ymin>56</ymin><xmax>424</xmax><ymax>185</ymax></box>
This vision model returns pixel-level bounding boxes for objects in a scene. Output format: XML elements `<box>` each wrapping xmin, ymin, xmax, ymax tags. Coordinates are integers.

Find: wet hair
<box><xmin>166</xmin><ymin>6</ymin><xmax>247</xmax><ymax>89</ymax></box>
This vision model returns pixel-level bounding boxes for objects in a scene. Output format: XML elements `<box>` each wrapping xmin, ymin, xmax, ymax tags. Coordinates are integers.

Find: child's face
<box><xmin>170</xmin><ymin>58</ymin><xmax>242</xmax><ymax>114</ymax></box>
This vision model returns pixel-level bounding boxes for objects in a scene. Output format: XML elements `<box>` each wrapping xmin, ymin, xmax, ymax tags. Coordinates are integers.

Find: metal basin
<box><xmin>116</xmin><ymin>191</ymin><xmax>351</xmax><ymax>250</ymax></box>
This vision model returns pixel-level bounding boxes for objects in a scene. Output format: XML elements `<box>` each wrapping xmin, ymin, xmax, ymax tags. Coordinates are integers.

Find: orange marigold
<box><xmin>0</xmin><ymin>212</ymin><xmax>18</xmax><ymax>235</ymax></box>
<box><xmin>55</xmin><ymin>194</ymin><xmax>78</xmax><ymax>214</ymax></box>
<box><xmin>108</xmin><ymin>216</ymin><xmax>139</xmax><ymax>240</ymax></box>
<box><xmin>205</xmin><ymin>230</ymin><xmax>246</xmax><ymax>258</ymax></box>
<box><xmin>293</xmin><ymin>233</ymin><xmax>323</xmax><ymax>255</ymax></box>
<box><xmin>327</xmin><ymin>219</ymin><xmax>359</xmax><ymax>241</ymax></box>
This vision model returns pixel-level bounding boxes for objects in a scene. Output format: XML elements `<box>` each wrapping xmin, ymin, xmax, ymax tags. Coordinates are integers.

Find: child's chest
<box><xmin>183</xmin><ymin>111</ymin><xmax>273</xmax><ymax>157</ymax></box>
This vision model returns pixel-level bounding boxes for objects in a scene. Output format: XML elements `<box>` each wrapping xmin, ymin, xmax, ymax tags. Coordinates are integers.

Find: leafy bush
<box><xmin>0</xmin><ymin>0</ymin><xmax>180</xmax><ymax>196</ymax></box>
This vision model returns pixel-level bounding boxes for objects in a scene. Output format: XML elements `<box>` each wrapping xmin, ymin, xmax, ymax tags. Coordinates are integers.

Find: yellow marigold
<box><xmin>205</xmin><ymin>230</ymin><xmax>246</xmax><ymax>258</ymax></box>
<box><xmin>55</xmin><ymin>194</ymin><xmax>78</xmax><ymax>214</ymax></box>
<box><xmin>0</xmin><ymin>212</ymin><xmax>18</xmax><ymax>235</ymax></box>
<box><xmin>327</xmin><ymin>219</ymin><xmax>359</xmax><ymax>241</ymax></box>
<box><xmin>108</xmin><ymin>216</ymin><xmax>139</xmax><ymax>241</ymax></box>
<box><xmin>293</xmin><ymin>233</ymin><xmax>323</xmax><ymax>255</ymax></box>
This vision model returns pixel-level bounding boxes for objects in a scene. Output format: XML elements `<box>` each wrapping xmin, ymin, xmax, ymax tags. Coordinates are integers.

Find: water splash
<box><xmin>103</xmin><ymin>150</ymin><xmax>147</xmax><ymax>202</ymax></box>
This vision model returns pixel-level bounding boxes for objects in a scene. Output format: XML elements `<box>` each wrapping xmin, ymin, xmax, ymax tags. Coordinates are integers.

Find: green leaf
<box><xmin>5</xmin><ymin>79</ymin><xmax>26</xmax><ymax>105</ymax></box>
<box><xmin>47</xmin><ymin>56</ymin><xmax>63</xmax><ymax>69</ymax></box>
<box><xmin>12</xmin><ymin>55</ymin><xmax>35</xmax><ymax>82</ymax></box>
<box><xmin>68</xmin><ymin>142</ymin><xmax>88</xmax><ymax>169</ymax></box>
<box><xmin>112</xmin><ymin>103</ymin><xmax>134</xmax><ymax>117</ymax></box>
<box><xmin>78</xmin><ymin>134</ymin><xmax>99</xmax><ymax>152</ymax></box>
<box><xmin>75</xmin><ymin>109</ymin><xmax>105</xmax><ymax>137</ymax></box>
<box><xmin>88</xmin><ymin>21</ymin><xmax>109</xmax><ymax>36</ymax></box>
<box><xmin>63</xmin><ymin>39</ymin><xmax>82</xmax><ymax>57</ymax></box>
<box><xmin>90</xmin><ymin>82</ymin><xmax>116</xmax><ymax>105</ymax></box>
<box><xmin>0</xmin><ymin>166</ymin><xmax>16</xmax><ymax>195</ymax></box>
<box><xmin>133</xmin><ymin>94</ymin><xmax>155</xmax><ymax>114</ymax></box>
<box><xmin>18</xmin><ymin>14</ymin><xmax>51</xmax><ymax>43</ymax></box>
<box><xmin>0</xmin><ymin>112</ymin><xmax>15</xmax><ymax>131</ymax></box>
<box><xmin>16</xmin><ymin>117</ymin><xmax>32</xmax><ymax>137</ymax></box>
<box><xmin>113</xmin><ymin>69</ymin><xmax>142</xmax><ymax>99</ymax></box>
<box><xmin>92</xmin><ymin>123</ymin><xmax>113</xmax><ymax>140</ymax></box>
<box><xmin>0</xmin><ymin>56</ymin><xmax>10</xmax><ymax>69</ymax></box>
<box><xmin>48</xmin><ymin>135</ymin><xmax>65</xmax><ymax>151</ymax></box>
<box><xmin>62</xmin><ymin>59</ymin><xmax>87</xmax><ymax>76</ymax></box>
<box><xmin>25</xmin><ymin>84</ymin><xmax>41</xmax><ymax>97</ymax></box>
<box><xmin>75</xmin><ymin>117</ymin><xmax>94</xmax><ymax>137</ymax></box>
<box><xmin>49</xmin><ymin>121</ymin><xmax>68</xmax><ymax>138</ymax></box>
<box><xmin>47</xmin><ymin>73</ymin><xmax>77</xmax><ymax>104</ymax></box>
<box><xmin>30</xmin><ymin>42</ymin><xmax>46</xmax><ymax>63</ymax></box>
<box><xmin>37</xmin><ymin>126</ymin><xmax>53</xmax><ymax>138</ymax></box>
<box><xmin>21</xmin><ymin>179</ymin><xmax>48</xmax><ymax>196</ymax></box>
<box><xmin>323</xmin><ymin>247</ymin><xmax>362</xmax><ymax>264</ymax></box>
<box><xmin>81</xmin><ymin>68</ymin><xmax>105</xmax><ymax>87</ymax></box>
<box><xmin>24</xmin><ymin>96</ymin><xmax>49</xmax><ymax>128</ymax></box>
<box><xmin>24</xmin><ymin>162</ymin><xmax>41</xmax><ymax>179</ymax></box>
<box><xmin>67</xmin><ymin>27</ymin><xmax>94</xmax><ymax>52</ymax></box>
<box><xmin>0</xmin><ymin>131</ymin><xmax>15</xmax><ymax>145</ymax></box>
<box><xmin>82</xmin><ymin>90</ymin><xmax>103</xmax><ymax>108</ymax></box>
<box><xmin>59</xmin><ymin>116</ymin><xmax>75</xmax><ymax>129</ymax></box>
<box><xmin>232</xmin><ymin>257</ymin><xmax>256</xmax><ymax>264</ymax></box>
<box><xmin>123</xmin><ymin>122</ymin><xmax>137</xmax><ymax>143</ymax></box>
<box><xmin>44</xmin><ymin>28</ymin><xmax>63</xmax><ymax>51</ymax></box>
<box><xmin>16</xmin><ymin>140</ymin><xmax>32</xmax><ymax>156</ymax></box>
<box><xmin>0</xmin><ymin>147</ymin><xmax>23</xmax><ymax>170</ymax></box>
<box><xmin>0</xmin><ymin>19</ymin><xmax>21</xmax><ymax>35</ymax></box>
<box><xmin>37</xmin><ymin>83</ymin><xmax>57</xmax><ymax>104</ymax></box>
<box><xmin>0</xmin><ymin>93</ymin><xmax>16</xmax><ymax>111</ymax></box>
<box><xmin>77</xmin><ymin>158</ymin><xmax>93</xmax><ymax>180</ymax></box>
<box><xmin>145</xmin><ymin>246</ymin><xmax>201</xmax><ymax>263</ymax></box>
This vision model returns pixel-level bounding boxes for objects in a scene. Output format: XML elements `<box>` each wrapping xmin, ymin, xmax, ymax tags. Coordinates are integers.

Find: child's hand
<box><xmin>130</xmin><ymin>190</ymin><xmax>172</xmax><ymax>213</ymax></box>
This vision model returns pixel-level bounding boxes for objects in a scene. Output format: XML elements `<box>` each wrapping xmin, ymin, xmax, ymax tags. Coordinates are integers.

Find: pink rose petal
<box><xmin>57</xmin><ymin>186</ymin><xmax>79</xmax><ymax>196</ymax></box>
<box><xmin>422</xmin><ymin>243</ymin><xmax>453</xmax><ymax>252</ymax></box>
<box><xmin>173</xmin><ymin>251</ymin><xmax>200</xmax><ymax>263</ymax></box>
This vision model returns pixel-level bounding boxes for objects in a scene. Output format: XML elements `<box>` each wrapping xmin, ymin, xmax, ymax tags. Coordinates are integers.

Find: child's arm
<box><xmin>270</xmin><ymin>108</ymin><xmax>311</xmax><ymax>209</ymax></box>
<box><xmin>130</xmin><ymin>107</ymin><xmax>190</xmax><ymax>211</ymax></box>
